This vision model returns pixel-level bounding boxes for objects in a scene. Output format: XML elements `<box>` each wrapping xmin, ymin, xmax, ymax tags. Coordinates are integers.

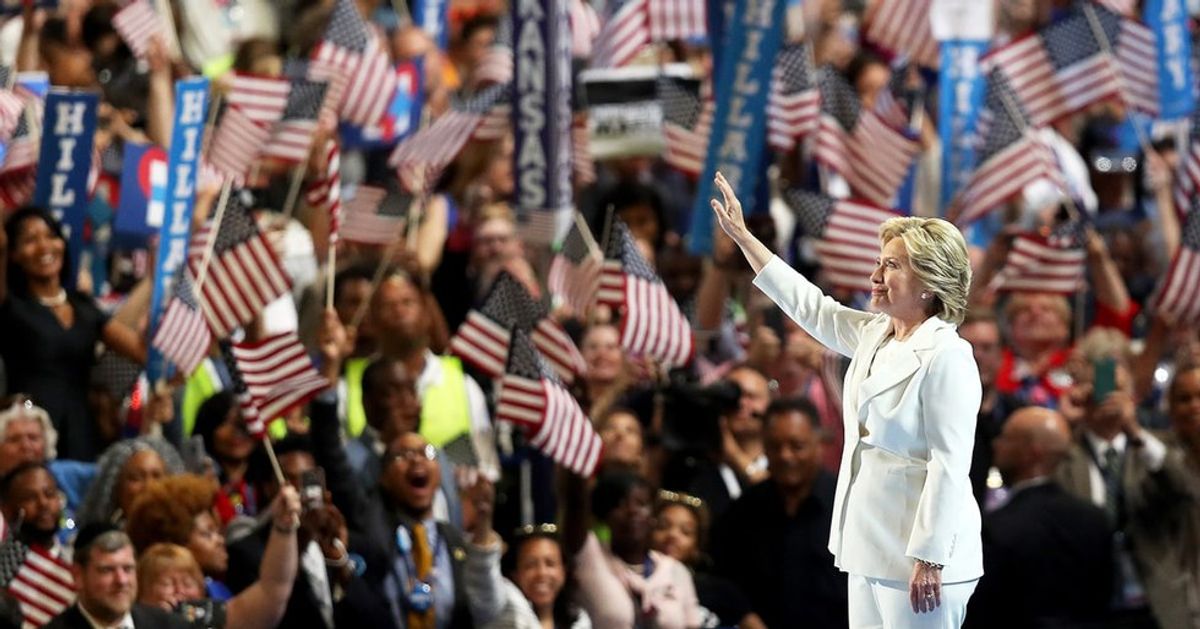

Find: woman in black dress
<box><xmin>1</xmin><ymin>207</ymin><xmax>146</xmax><ymax>461</ymax></box>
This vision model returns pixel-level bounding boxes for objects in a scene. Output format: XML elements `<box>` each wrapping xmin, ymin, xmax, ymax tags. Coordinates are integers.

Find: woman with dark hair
<box><xmin>0</xmin><ymin>207</ymin><xmax>147</xmax><ymax>460</ymax></box>
<box><xmin>563</xmin><ymin>469</ymin><xmax>701</xmax><ymax>629</ymax></box>
<box><xmin>191</xmin><ymin>391</ymin><xmax>260</xmax><ymax>525</ymax></box>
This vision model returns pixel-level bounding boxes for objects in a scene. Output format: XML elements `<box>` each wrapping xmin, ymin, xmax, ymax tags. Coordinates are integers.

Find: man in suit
<box><xmin>967</xmin><ymin>407</ymin><xmax>1113</xmax><ymax>628</ymax></box>
<box><xmin>711</xmin><ymin>397</ymin><xmax>848</xmax><ymax>628</ymax></box>
<box><xmin>45</xmin><ymin>526</ymin><xmax>187</xmax><ymax>629</ymax></box>
<box><xmin>1055</xmin><ymin>335</ymin><xmax>1198</xmax><ymax>628</ymax></box>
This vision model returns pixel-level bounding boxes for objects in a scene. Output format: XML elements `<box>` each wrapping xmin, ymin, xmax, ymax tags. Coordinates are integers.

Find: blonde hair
<box><xmin>1073</xmin><ymin>327</ymin><xmax>1132</xmax><ymax>364</ymax></box>
<box><xmin>137</xmin><ymin>543</ymin><xmax>204</xmax><ymax>592</ymax></box>
<box><xmin>878</xmin><ymin>217</ymin><xmax>972</xmax><ymax>325</ymax></box>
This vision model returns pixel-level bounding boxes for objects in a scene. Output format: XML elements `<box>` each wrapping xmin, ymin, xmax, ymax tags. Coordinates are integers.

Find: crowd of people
<box><xmin>0</xmin><ymin>0</ymin><xmax>1198</xmax><ymax>628</ymax></box>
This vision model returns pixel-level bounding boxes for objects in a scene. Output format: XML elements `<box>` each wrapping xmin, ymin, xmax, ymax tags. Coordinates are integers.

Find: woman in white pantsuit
<box><xmin>710</xmin><ymin>173</ymin><xmax>983</xmax><ymax>628</ymax></box>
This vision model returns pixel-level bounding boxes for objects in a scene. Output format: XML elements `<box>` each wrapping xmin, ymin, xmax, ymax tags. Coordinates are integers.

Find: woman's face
<box><xmin>10</xmin><ymin>217</ymin><xmax>65</xmax><ymax>283</ymax></box>
<box><xmin>869</xmin><ymin>237</ymin><xmax>927</xmax><ymax>323</ymax></box>
<box><xmin>117</xmin><ymin>450</ymin><xmax>166</xmax><ymax>516</ymax></box>
<box><xmin>141</xmin><ymin>567</ymin><xmax>204</xmax><ymax>611</ymax></box>
<box><xmin>607</xmin><ymin>485</ymin><xmax>653</xmax><ymax>547</ymax></box>
<box><xmin>485</xmin><ymin>136</ymin><xmax>515</xmax><ymax>198</ymax></box>
<box><xmin>512</xmin><ymin>538</ymin><xmax>566</xmax><ymax>614</ymax></box>
<box><xmin>652</xmin><ymin>504</ymin><xmax>699</xmax><ymax>565</ymax></box>
<box><xmin>600</xmin><ymin>412</ymin><xmax>643</xmax><ymax>467</ymax></box>
<box><xmin>582</xmin><ymin>325</ymin><xmax>623</xmax><ymax>385</ymax></box>
<box><xmin>187</xmin><ymin>511</ymin><xmax>228</xmax><ymax>577</ymax></box>
<box><xmin>213</xmin><ymin>407</ymin><xmax>255</xmax><ymax>463</ymax></box>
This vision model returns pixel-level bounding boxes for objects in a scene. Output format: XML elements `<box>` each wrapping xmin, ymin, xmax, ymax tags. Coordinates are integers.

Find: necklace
<box><xmin>36</xmin><ymin>289</ymin><xmax>67</xmax><ymax>308</ymax></box>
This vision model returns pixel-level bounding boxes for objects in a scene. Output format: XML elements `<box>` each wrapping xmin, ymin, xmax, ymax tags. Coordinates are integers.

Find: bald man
<box><xmin>965</xmin><ymin>408</ymin><xmax>1113</xmax><ymax>628</ymax></box>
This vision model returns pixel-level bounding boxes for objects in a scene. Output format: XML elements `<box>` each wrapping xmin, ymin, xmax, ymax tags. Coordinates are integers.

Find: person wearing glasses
<box><xmin>710</xmin><ymin>172</ymin><xmax>983</xmax><ymax>628</ymax></box>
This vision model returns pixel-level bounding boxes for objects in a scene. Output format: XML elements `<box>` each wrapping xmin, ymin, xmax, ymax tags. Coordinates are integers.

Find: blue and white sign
<box><xmin>688</xmin><ymin>0</ymin><xmax>786</xmax><ymax>255</ymax></box>
<box><xmin>414</xmin><ymin>0</ymin><xmax>449</xmax><ymax>50</ymax></box>
<box><xmin>33</xmin><ymin>90</ymin><xmax>99</xmax><ymax>290</ymax></box>
<box><xmin>937</xmin><ymin>40</ymin><xmax>988</xmax><ymax>211</ymax></box>
<box><xmin>114</xmin><ymin>142</ymin><xmax>169</xmax><ymax>247</ymax></box>
<box><xmin>1145</xmin><ymin>0</ymin><xmax>1194</xmax><ymax>120</ymax></box>
<box><xmin>147</xmin><ymin>77</ymin><xmax>209</xmax><ymax>382</ymax></box>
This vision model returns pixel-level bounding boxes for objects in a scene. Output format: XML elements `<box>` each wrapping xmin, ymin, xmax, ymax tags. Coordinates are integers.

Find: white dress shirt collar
<box><xmin>77</xmin><ymin>603</ymin><xmax>134</xmax><ymax>629</ymax></box>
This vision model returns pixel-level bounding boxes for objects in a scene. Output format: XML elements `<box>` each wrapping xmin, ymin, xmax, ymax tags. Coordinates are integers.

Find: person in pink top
<box><xmin>563</xmin><ymin>469</ymin><xmax>702</xmax><ymax>629</ymax></box>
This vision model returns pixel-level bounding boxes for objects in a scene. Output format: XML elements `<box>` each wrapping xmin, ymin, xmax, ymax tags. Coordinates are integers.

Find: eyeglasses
<box><xmin>385</xmin><ymin>443</ymin><xmax>437</xmax><ymax>464</ymax></box>
<box><xmin>513</xmin><ymin>523</ymin><xmax>559</xmax><ymax>539</ymax></box>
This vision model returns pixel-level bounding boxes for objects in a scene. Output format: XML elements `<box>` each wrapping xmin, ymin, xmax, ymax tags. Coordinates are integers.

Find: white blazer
<box><xmin>754</xmin><ymin>256</ymin><xmax>983</xmax><ymax>584</ymax></box>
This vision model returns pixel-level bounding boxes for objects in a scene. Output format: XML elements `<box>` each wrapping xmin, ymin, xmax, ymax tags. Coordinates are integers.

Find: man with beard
<box><xmin>0</xmin><ymin>462</ymin><xmax>77</xmax><ymax>626</ymax></box>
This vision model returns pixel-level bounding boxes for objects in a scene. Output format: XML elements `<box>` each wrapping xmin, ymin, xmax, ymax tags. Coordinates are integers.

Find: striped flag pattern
<box><xmin>263</xmin><ymin>79</ymin><xmax>330</xmax><ymax>163</ymax></box>
<box><xmin>112</xmin><ymin>0</ymin><xmax>166</xmax><ymax>58</ymax></box>
<box><xmin>496</xmin><ymin>329</ymin><xmax>602</xmax><ymax>476</ymax></box>
<box><xmin>648</xmin><ymin>0</ymin><xmax>706</xmax><ymax>42</ymax></box>
<box><xmin>659</xmin><ymin>75</ymin><xmax>712</xmax><ymax>175</ymax></box>
<box><xmin>1150</xmin><ymin>200</ymin><xmax>1200</xmax><ymax>326</ymax></box>
<box><xmin>783</xmin><ymin>189</ymin><xmax>903</xmax><ymax>291</ymax></box>
<box><xmin>955</xmin><ymin>71</ymin><xmax>1061</xmax><ymax>226</ymax></box>
<box><xmin>548</xmin><ymin>218</ymin><xmax>603</xmax><ymax>316</ymax></box>
<box><xmin>768</xmin><ymin>43</ymin><xmax>821</xmax><ymax>151</ymax></box>
<box><xmin>389</xmin><ymin>83</ymin><xmax>512</xmax><ymax>192</ymax></box>
<box><xmin>571</xmin><ymin>0</ymin><xmax>602</xmax><ymax>58</ymax></box>
<box><xmin>995</xmin><ymin>221</ymin><xmax>1088</xmax><ymax>294</ymax></box>
<box><xmin>1177</xmin><ymin>103</ymin><xmax>1200</xmax><ymax>217</ymax></box>
<box><xmin>0</xmin><ymin>540</ymin><xmax>74</xmax><ymax>629</ymax></box>
<box><xmin>1093</xmin><ymin>0</ymin><xmax>1136</xmax><ymax>16</ymax></box>
<box><xmin>312</xmin><ymin>0</ymin><xmax>397</xmax><ymax>126</ymax></box>
<box><xmin>151</xmin><ymin>270</ymin><xmax>213</xmax><ymax>377</ymax></box>
<box><xmin>0</xmin><ymin>90</ymin><xmax>24</xmax><ymax>140</ymax></box>
<box><xmin>864</xmin><ymin>0</ymin><xmax>938</xmax><ymax>68</ymax></box>
<box><xmin>306</xmin><ymin>139</ymin><xmax>342</xmax><ymax>243</ymax></box>
<box><xmin>474</xmin><ymin>15</ymin><xmax>513</xmax><ymax>87</ymax></box>
<box><xmin>218</xmin><ymin>341</ymin><xmax>268</xmax><ymax>438</ymax></box>
<box><xmin>986</xmin><ymin>4</ymin><xmax>1158</xmax><ymax>127</ymax></box>
<box><xmin>597</xmin><ymin>219</ymin><xmax>693</xmax><ymax>367</ymax></box>
<box><xmin>340</xmin><ymin>186</ymin><xmax>405</xmax><ymax>245</ymax></box>
<box><xmin>208</xmin><ymin>106</ymin><xmax>273</xmax><ymax>182</ymax></box>
<box><xmin>592</xmin><ymin>0</ymin><xmax>651</xmax><ymax>68</ymax></box>
<box><xmin>572</xmin><ymin>116</ymin><xmax>596</xmax><ymax>185</ymax></box>
<box><xmin>188</xmin><ymin>198</ymin><xmax>292</xmax><ymax>339</ymax></box>
<box><xmin>814</xmin><ymin>67</ymin><xmax>920</xmax><ymax>207</ymax></box>
<box><xmin>1</xmin><ymin>104</ymin><xmax>39</xmax><ymax>174</ymax></box>
<box><xmin>231</xmin><ymin>332</ymin><xmax>330</xmax><ymax>424</ymax></box>
<box><xmin>225</xmin><ymin>74</ymin><xmax>291</xmax><ymax>125</ymax></box>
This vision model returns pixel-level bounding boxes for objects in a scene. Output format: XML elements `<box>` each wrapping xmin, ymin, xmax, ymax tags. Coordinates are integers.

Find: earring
<box><xmin>921</xmin><ymin>292</ymin><xmax>929</xmax><ymax>300</ymax></box>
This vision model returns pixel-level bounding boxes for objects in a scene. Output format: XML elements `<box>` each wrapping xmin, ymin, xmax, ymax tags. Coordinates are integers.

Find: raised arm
<box><xmin>225</xmin><ymin>486</ymin><xmax>301</xmax><ymax>629</ymax></box>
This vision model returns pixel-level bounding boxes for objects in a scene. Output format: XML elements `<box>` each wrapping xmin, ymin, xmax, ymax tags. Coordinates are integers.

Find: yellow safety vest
<box><xmin>343</xmin><ymin>357</ymin><xmax>371</xmax><ymax>438</ymax></box>
<box><xmin>419</xmin><ymin>356</ymin><xmax>471</xmax><ymax>448</ymax></box>
<box><xmin>182</xmin><ymin>360</ymin><xmax>223</xmax><ymax>437</ymax></box>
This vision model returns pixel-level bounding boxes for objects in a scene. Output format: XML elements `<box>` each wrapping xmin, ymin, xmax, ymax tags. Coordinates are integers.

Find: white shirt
<box><xmin>417</xmin><ymin>350</ymin><xmax>500</xmax><ymax>480</ymax></box>
<box><xmin>1082</xmin><ymin>430</ymin><xmax>1167</xmax><ymax>508</ymax></box>
<box><xmin>302</xmin><ymin>540</ymin><xmax>334</xmax><ymax>628</ymax></box>
<box><xmin>77</xmin><ymin>603</ymin><xmax>134</xmax><ymax>629</ymax></box>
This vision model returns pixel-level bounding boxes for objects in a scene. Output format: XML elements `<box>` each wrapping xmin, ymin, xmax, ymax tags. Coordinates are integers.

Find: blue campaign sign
<box><xmin>1144</xmin><ymin>0</ymin><xmax>1194</xmax><ymax>120</ymax></box>
<box><xmin>33</xmin><ymin>90</ymin><xmax>99</xmax><ymax>290</ymax></box>
<box><xmin>339</xmin><ymin>61</ymin><xmax>423</xmax><ymax>149</ymax></box>
<box><xmin>413</xmin><ymin>0</ymin><xmax>449</xmax><ymax>49</ymax></box>
<box><xmin>113</xmin><ymin>142</ymin><xmax>169</xmax><ymax>248</ymax></box>
<box><xmin>937</xmin><ymin>40</ymin><xmax>988</xmax><ymax>213</ymax></box>
<box><xmin>687</xmin><ymin>0</ymin><xmax>786</xmax><ymax>255</ymax></box>
<box><xmin>147</xmin><ymin>77</ymin><xmax>209</xmax><ymax>382</ymax></box>
<box><xmin>0</xmin><ymin>0</ymin><xmax>57</xmax><ymax>15</ymax></box>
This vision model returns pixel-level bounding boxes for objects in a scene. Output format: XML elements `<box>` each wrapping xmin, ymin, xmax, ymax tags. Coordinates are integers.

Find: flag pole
<box><xmin>193</xmin><ymin>179</ymin><xmax>234</xmax><ymax>295</ymax></box>
<box><xmin>201</xmin><ymin>93</ymin><xmax>223</xmax><ymax>160</ymax></box>
<box><xmin>325</xmin><ymin>242</ymin><xmax>337</xmax><ymax>311</ymax></box>
<box><xmin>262</xmin><ymin>437</ymin><xmax>288</xmax><ymax>486</ymax></box>
<box><xmin>573</xmin><ymin>210</ymin><xmax>603</xmax><ymax>259</ymax></box>
<box><xmin>280</xmin><ymin>165</ymin><xmax>307</xmax><ymax>220</ymax></box>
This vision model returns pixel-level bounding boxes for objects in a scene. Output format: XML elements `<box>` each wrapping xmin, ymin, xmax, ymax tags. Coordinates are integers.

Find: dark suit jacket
<box><xmin>44</xmin><ymin>604</ymin><xmax>189</xmax><ymax>629</ymax></box>
<box><xmin>966</xmin><ymin>481</ymin><xmax>1113</xmax><ymax>629</ymax></box>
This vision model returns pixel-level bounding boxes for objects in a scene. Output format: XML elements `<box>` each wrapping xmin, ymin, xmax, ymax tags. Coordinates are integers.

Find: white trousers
<box><xmin>847</xmin><ymin>574</ymin><xmax>978</xmax><ymax>629</ymax></box>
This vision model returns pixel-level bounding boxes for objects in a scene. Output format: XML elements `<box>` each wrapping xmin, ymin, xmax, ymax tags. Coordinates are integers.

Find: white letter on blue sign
<box><xmin>49</xmin><ymin>173</ymin><xmax>75</xmax><ymax>206</ymax></box>
<box><xmin>54</xmin><ymin>102</ymin><xmax>86</xmax><ymax>136</ymax></box>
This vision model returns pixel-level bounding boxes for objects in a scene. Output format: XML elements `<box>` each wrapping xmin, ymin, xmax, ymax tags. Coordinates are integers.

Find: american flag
<box><xmin>231</xmin><ymin>332</ymin><xmax>329</xmax><ymax>425</ymax></box>
<box><xmin>1150</xmin><ymin>199</ymin><xmax>1200</xmax><ymax>326</ymax></box>
<box><xmin>648</xmin><ymin>0</ymin><xmax>706</xmax><ymax>43</ymax></box>
<box><xmin>597</xmin><ymin>219</ymin><xmax>693</xmax><ymax>367</ymax></box>
<box><xmin>151</xmin><ymin>270</ymin><xmax>213</xmax><ymax>377</ymax></box>
<box><xmin>571</xmin><ymin>0</ymin><xmax>602</xmax><ymax>58</ymax></box>
<box><xmin>986</xmin><ymin>4</ymin><xmax>1158</xmax><ymax>127</ymax></box>
<box><xmin>208</xmin><ymin>106</ymin><xmax>272</xmax><ymax>182</ymax></box>
<box><xmin>591</xmin><ymin>0</ymin><xmax>650</xmax><ymax>68</ymax></box>
<box><xmin>263</xmin><ymin>79</ymin><xmax>329</xmax><ymax>163</ymax></box>
<box><xmin>306</xmin><ymin>139</ymin><xmax>342</xmax><ymax>243</ymax></box>
<box><xmin>995</xmin><ymin>220</ymin><xmax>1088</xmax><ymax>294</ymax></box>
<box><xmin>225</xmin><ymin>74</ymin><xmax>291</xmax><ymax>125</ymax></box>
<box><xmin>548</xmin><ymin>217</ymin><xmax>602</xmax><ymax>316</ymax></box>
<box><xmin>1177</xmin><ymin>102</ymin><xmax>1200</xmax><ymax>218</ymax></box>
<box><xmin>0</xmin><ymin>171</ymin><xmax>34</xmax><ymax>210</ymax></box>
<box><xmin>218</xmin><ymin>341</ymin><xmax>268</xmax><ymax>438</ymax></box>
<box><xmin>312</xmin><ymin>0</ymin><xmax>397</xmax><ymax>126</ymax></box>
<box><xmin>340</xmin><ymin>185</ymin><xmax>405</xmax><ymax>245</ymax></box>
<box><xmin>283</xmin><ymin>58</ymin><xmax>348</xmax><ymax>130</ymax></box>
<box><xmin>659</xmin><ymin>75</ymin><xmax>712</xmax><ymax>176</ymax></box>
<box><xmin>813</xmin><ymin>67</ymin><xmax>920</xmax><ymax>207</ymax></box>
<box><xmin>496</xmin><ymin>329</ymin><xmax>602</xmax><ymax>476</ymax></box>
<box><xmin>389</xmin><ymin>83</ymin><xmax>512</xmax><ymax>192</ymax></box>
<box><xmin>873</xmin><ymin>59</ymin><xmax>917</xmax><ymax>130</ymax></box>
<box><xmin>954</xmin><ymin>71</ymin><xmax>1061</xmax><ymax>226</ymax></box>
<box><xmin>474</xmin><ymin>16</ymin><xmax>513</xmax><ymax>87</ymax></box>
<box><xmin>1</xmin><ymin>104</ymin><xmax>38</xmax><ymax>174</ymax></box>
<box><xmin>1093</xmin><ymin>0</ymin><xmax>1135</xmax><ymax>16</ymax></box>
<box><xmin>112</xmin><ymin>0</ymin><xmax>167</xmax><ymax>58</ymax></box>
<box><xmin>188</xmin><ymin>198</ymin><xmax>292</xmax><ymax>339</ymax></box>
<box><xmin>572</xmin><ymin>115</ymin><xmax>596</xmax><ymax>185</ymax></box>
<box><xmin>0</xmin><ymin>90</ymin><xmax>24</xmax><ymax>140</ymax></box>
<box><xmin>783</xmin><ymin>188</ymin><xmax>903</xmax><ymax>291</ymax></box>
<box><xmin>0</xmin><ymin>539</ymin><xmax>74</xmax><ymax>629</ymax></box>
<box><xmin>864</xmin><ymin>0</ymin><xmax>938</xmax><ymax>68</ymax></box>
<box><xmin>768</xmin><ymin>43</ymin><xmax>821</xmax><ymax>152</ymax></box>
<box><xmin>450</xmin><ymin>272</ymin><xmax>586</xmax><ymax>383</ymax></box>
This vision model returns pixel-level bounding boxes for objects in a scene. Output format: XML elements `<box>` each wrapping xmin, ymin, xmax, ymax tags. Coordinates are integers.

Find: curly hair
<box><xmin>77</xmin><ymin>437</ymin><xmax>185</xmax><ymax>528</ymax></box>
<box><xmin>125</xmin><ymin>474</ymin><xmax>218</xmax><ymax>553</ymax></box>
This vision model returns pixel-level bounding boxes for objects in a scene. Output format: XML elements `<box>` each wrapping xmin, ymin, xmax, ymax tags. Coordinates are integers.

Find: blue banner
<box><xmin>937</xmin><ymin>40</ymin><xmax>988</xmax><ymax>213</ymax></box>
<box><xmin>1145</xmin><ymin>0</ymin><xmax>1194</xmax><ymax>120</ymax></box>
<box><xmin>147</xmin><ymin>77</ymin><xmax>209</xmax><ymax>383</ymax></box>
<box><xmin>339</xmin><ymin>61</ymin><xmax>423</xmax><ymax>149</ymax></box>
<box><xmin>513</xmin><ymin>0</ymin><xmax>572</xmax><ymax>243</ymax></box>
<box><xmin>33</xmin><ymin>90</ymin><xmax>98</xmax><ymax>290</ymax></box>
<box><xmin>687</xmin><ymin>0</ymin><xmax>786</xmax><ymax>255</ymax></box>
<box><xmin>414</xmin><ymin>0</ymin><xmax>449</xmax><ymax>49</ymax></box>
<box><xmin>114</xmin><ymin>142</ymin><xmax>168</xmax><ymax>248</ymax></box>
